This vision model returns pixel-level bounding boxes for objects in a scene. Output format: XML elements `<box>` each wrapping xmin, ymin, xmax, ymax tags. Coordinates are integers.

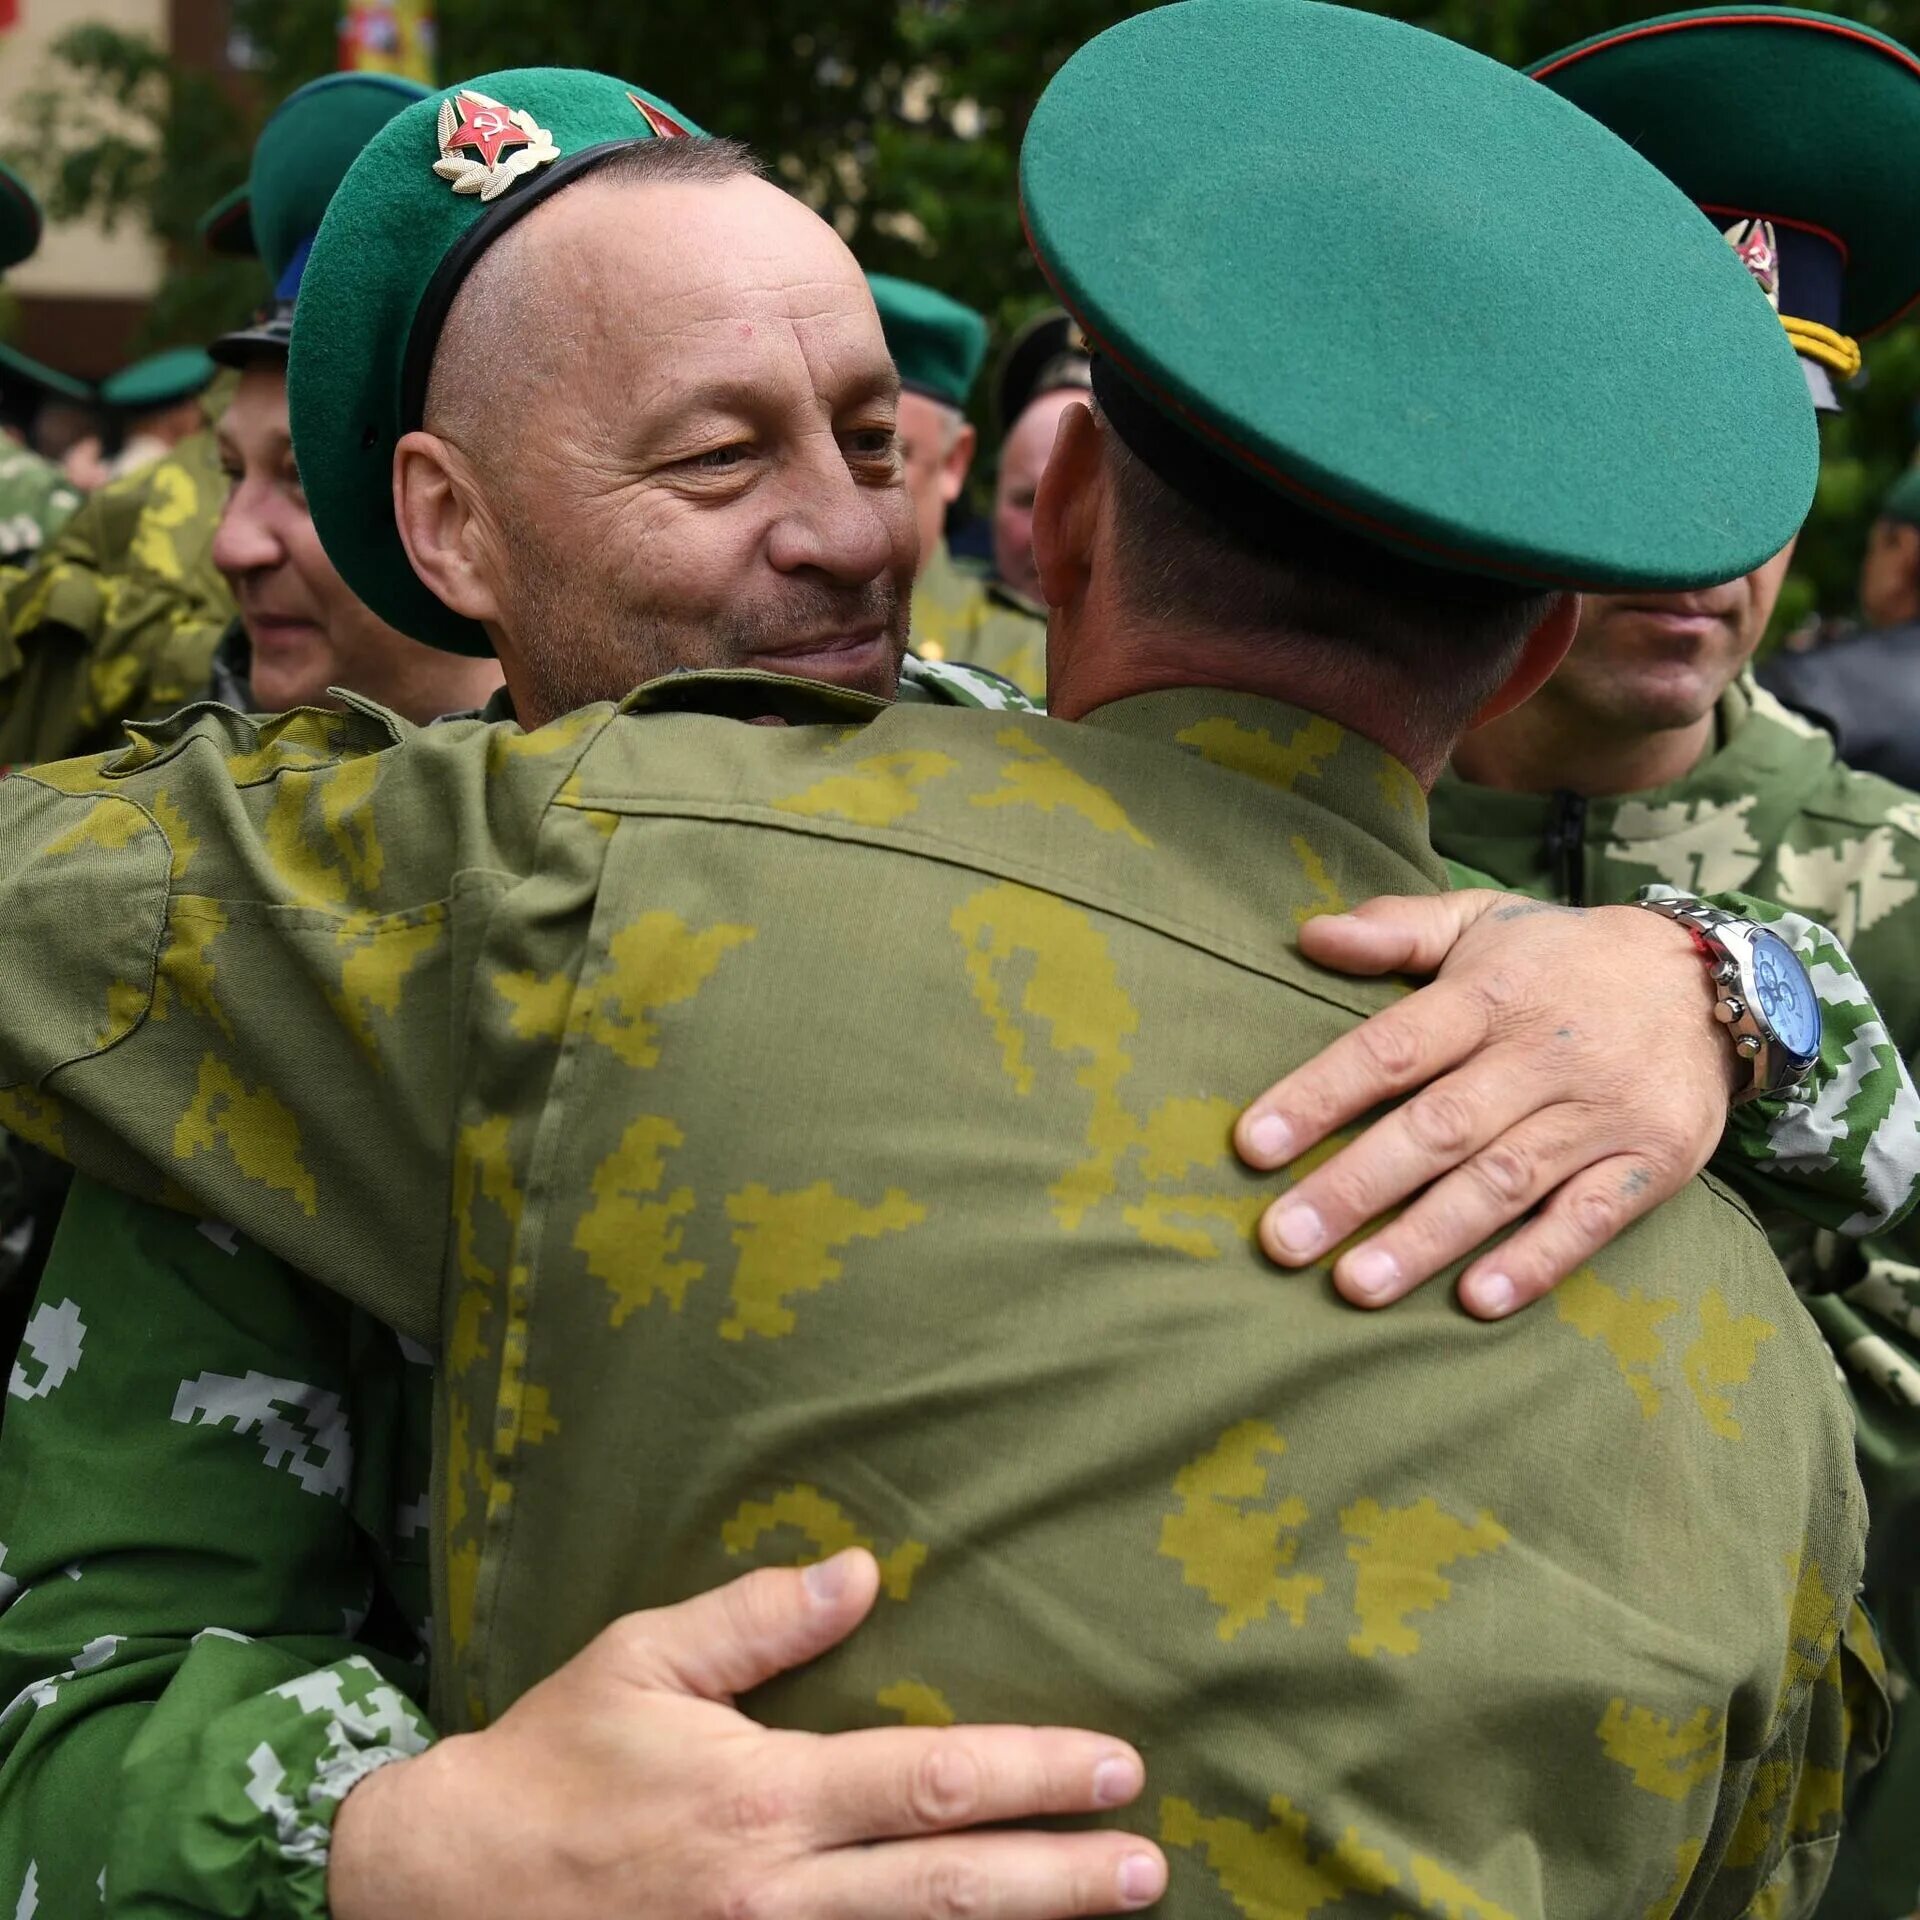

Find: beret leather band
<box><xmin>398</xmin><ymin>137</ymin><xmax>653</xmax><ymax>436</ymax></box>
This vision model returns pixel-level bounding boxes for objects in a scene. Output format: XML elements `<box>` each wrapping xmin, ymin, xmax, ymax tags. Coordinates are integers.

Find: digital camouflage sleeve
<box><xmin>0</xmin><ymin>1179</ymin><xmax>431</xmax><ymax>1919</ymax></box>
<box><xmin>0</xmin><ymin>680</ymin><xmax>1888</xmax><ymax>1917</ymax></box>
<box><xmin>1433</xmin><ymin>674</ymin><xmax>1920</xmax><ymax>1919</ymax></box>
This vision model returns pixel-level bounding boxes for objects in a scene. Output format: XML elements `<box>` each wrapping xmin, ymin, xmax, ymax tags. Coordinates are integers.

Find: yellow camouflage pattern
<box><xmin>0</xmin><ymin>672</ymin><xmax>1886</xmax><ymax>1917</ymax></box>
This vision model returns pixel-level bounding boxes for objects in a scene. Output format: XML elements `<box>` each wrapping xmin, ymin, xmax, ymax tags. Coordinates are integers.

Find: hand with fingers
<box><xmin>328</xmin><ymin>1548</ymin><xmax>1165</xmax><ymax>1920</ymax></box>
<box><xmin>1236</xmin><ymin>889</ymin><xmax>1740</xmax><ymax>1320</ymax></box>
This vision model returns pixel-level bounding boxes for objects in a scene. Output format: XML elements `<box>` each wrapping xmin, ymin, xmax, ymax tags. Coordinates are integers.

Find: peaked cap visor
<box><xmin>1530</xmin><ymin>9</ymin><xmax>1920</xmax><ymax>340</ymax></box>
<box><xmin>1021</xmin><ymin>0</ymin><xmax>1816</xmax><ymax>593</ymax></box>
<box><xmin>289</xmin><ymin>68</ymin><xmax>707</xmax><ymax>657</ymax></box>
<box><xmin>994</xmin><ymin>308</ymin><xmax>1091</xmax><ymax>437</ymax></box>
<box><xmin>210</xmin><ymin>302</ymin><xmax>296</xmax><ymax>370</ymax></box>
<box><xmin>0</xmin><ymin>342</ymin><xmax>95</xmax><ymax>408</ymax></box>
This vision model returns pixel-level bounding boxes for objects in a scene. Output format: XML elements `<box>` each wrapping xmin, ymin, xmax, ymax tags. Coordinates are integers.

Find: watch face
<box><xmin>1749</xmin><ymin>930</ymin><xmax>1822</xmax><ymax>1062</ymax></box>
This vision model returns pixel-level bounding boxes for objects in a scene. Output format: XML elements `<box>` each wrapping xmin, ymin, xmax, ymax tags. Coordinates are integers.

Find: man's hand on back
<box><xmin>329</xmin><ymin>1549</ymin><xmax>1165</xmax><ymax>1920</ymax></box>
<box><xmin>1236</xmin><ymin>890</ymin><xmax>1738</xmax><ymax>1319</ymax></box>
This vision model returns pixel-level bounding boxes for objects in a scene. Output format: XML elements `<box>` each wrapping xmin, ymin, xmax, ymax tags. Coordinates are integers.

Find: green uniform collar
<box><xmin>1083</xmin><ymin>686</ymin><xmax>1446</xmax><ymax>887</ymax></box>
<box><xmin>1430</xmin><ymin>675</ymin><xmax>1837</xmax><ymax>898</ymax></box>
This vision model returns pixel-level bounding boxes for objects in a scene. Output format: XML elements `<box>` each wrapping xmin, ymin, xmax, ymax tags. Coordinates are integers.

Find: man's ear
<box><xmin>1031</xmin><ymin>399</ymin><xmax>1100</xmax><ymax>613</ymax></box>
<box><xmin>939</xmin><ymin>421</ymin><xmax>977</xmax><ymax>507</ymax></box>
<box><xmin>1466</xmin><ymin>591</ymin><xmax>1581</xmax><ymax>728</ymax></box>
<box><xmin>393</xmin><ymin>430</ymin><xmax>504</xmax><ymax>625</ymax></box>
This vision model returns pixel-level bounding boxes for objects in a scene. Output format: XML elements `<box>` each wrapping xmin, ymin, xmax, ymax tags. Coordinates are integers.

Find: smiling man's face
<box><xmin>412</xmin><ymin>161</ymin><xmax>918</xmax><ymax>723</ymax></box>
<box><xmin>1534</xmin><ymin>539</ymin><xmax>1798</xmax><ymax>735</ymax></box>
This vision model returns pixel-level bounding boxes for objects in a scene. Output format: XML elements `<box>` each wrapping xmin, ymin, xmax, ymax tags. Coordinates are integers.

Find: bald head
<box><xmin>396</xmin><ymin>144</ymin><xmax>917</xmax><ymax>722</ymax></box>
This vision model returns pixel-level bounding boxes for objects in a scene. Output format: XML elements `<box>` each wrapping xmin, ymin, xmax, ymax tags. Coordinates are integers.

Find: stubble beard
<box><xmin>500</xmin><ymin>540</ymin><xmax>908</xmax><ymax>726</ymax></box>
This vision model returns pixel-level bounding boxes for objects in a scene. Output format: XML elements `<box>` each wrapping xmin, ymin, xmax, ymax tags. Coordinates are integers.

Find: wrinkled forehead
<box><xmin>219</xmin><ymin>361</ymin><xmax>293</xmax><ymax>448</ymax></box>
<box><xmin>531</xmin><ymin>171</ymin><xmax>888</xmax><ymax>387</ymax></box>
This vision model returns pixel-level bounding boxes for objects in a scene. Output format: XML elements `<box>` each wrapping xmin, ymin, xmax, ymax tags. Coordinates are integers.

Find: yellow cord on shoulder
<box><xmin>1781</xmin><ymin>313</ymin><xmax>1863</xmax><ymax>381</ymax></box>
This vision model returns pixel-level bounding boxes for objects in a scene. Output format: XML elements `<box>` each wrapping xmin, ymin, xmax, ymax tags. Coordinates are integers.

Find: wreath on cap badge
<box><xmin>432</xmin><ymin>90</ymin><xmax>561</xmax><ymax>202</ymax></box>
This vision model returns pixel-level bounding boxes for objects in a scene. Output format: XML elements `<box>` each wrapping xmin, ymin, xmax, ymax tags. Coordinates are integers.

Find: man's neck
<box><xmin>1450</xmin><ymin>695</ymin><xmax>1714</xmax><ymax>798</ymax></box>
<box><xmin>1048</xmin><ymin>620</ymin><xmax>1445</xmax><ymax>785</ymax></box>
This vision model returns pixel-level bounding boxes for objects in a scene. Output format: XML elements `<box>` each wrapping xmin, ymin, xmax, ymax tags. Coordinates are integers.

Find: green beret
<box><xmin>1532</xmin><ymin>8</ymin><xmax>1920</xmax><ymax>412</ymax></box>
<box><xmin>289</xmin><ymin>69</ymin><xmax>707</xmax><ymax>657</ymax></box>
<box><xmin>1881</xmin><ymin>468</ymin><xmax>1920</xmax><ymax>528</ymax></box>
<box><xmin>1021</xmin><ymin>0</ymin><xmax>1814</xmax><ymax>592</ymax></box>
<box><xmin>867</xmin><ymin>273</ymin><xmax>988</xmax><ymax>411</ymax></box>
<box><xmin>993</xmin><ymin>307</ymin><xmax>1090</xmax><ymax>437</ymax></box>
<box><xmin>208</xmin><ymin>73</ymin><xmax>430</xmax><ymax>370</ymax></box>
<box><xmin>0</xmin><ymin>163</ymin><xmax>41</xmax><ymax>276</ymax></box>
<box><xmin>99</xmin><ymin>347</ymin><xmax>217</xmax><ymax>415</ymax></box>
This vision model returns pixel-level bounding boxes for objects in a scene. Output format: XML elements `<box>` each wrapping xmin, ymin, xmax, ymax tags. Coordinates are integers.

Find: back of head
<box><xmin>1019</xmin><ymin>0</ymin><xmax>1817</xmax><ymax>763</ymax></box>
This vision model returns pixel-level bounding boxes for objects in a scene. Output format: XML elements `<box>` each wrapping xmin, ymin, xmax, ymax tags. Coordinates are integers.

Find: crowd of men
<box><xmin>0</xmin><ymin>3</ymin><xmax>1918</xmax><ymax>1916</ymax></box>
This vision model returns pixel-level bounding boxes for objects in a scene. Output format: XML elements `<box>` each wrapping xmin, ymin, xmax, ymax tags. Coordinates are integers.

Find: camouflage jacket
<box><xmin>0</xmin><ymin>445</ymin><xmax>78</xmax><ymax>567</ymax></box>
<box><xmin>910</xmin><ymin>539</ymin><xmax>1047</xmax><ymax>700</ymax></box>
<box><xmin>0</xmin><ymin>676</ymin><xmax>1886</xmax><ymax>1917</ymax></box>
<box><xmin>0</xmin><ymin>654</ymin><xmax>1029</xmax><ymax>1917</ymax></box>
<box><xmin>1433</xmin><ymin>673</ymin><xmax>1920</xmax><ymax>1920</ymax></box>
<box><xmin>0</xmin><ymin>424</ymin><xmax>233</xmax><ymax>771</ymax></box>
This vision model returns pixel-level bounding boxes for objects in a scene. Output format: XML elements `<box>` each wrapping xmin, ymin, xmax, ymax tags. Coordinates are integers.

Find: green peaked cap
<box><xmin>1021</xmin><ymin>0</ymin><xmax>1816</xmax><ymax>592</ymax></box>
<box><xmin>1531</xmin><ymin>9</ymin><xmax>1920</xmax><ymax>411</ymax></box>
<box><xmin>0</xmin><ymin>343</ymin><xmax>92</xmax><ymax>409</ymax></box>
<box><xmin>866</xmin><ymin>273</ymin><xmax>988</xmax><ymax>410</ymax></box>
<box><xmin>0</xmin><ymin>162</ymin><xmax>42</xmax><ymax>275</ymax></box>
<box><xmin>1531</xmin><ymin>9</ymin><xmax>1920</xmax><ymax>344</ymax></box>
<box><xmin>99</xmin><ymin>346</ymin><xmax>216</xmax><ymax>413</ymax></box>
<box><xmin>289</xmin><ymin>68</ymin><xmax>707</xmax><ymax>657</ymax></box>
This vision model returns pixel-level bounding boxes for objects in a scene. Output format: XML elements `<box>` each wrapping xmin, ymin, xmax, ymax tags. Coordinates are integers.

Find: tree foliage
<box><xmin>9</xmin><ymin>0</ymin><xmax>1920</xmax><ymax>627</ymax></box>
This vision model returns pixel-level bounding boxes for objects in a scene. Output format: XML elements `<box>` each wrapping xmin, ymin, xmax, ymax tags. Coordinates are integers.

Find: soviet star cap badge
<box><xmin>432</xmin><ymin>89</ymin><xmax>560</xmax><ymax>201</ymax></box>
<box><xmin>1724</xmin><ymin>217</ymin><xmax>1782</xmax><ymax>312</ymax></box>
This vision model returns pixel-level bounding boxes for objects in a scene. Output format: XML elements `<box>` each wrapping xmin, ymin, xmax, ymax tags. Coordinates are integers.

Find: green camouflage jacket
<box><xmin>0</xmin><ymin>655</ymin><xmax>1031</xmax><ymax>1917</ymax></box>
<box><xmin>0</xmin><ymin>445</ymin><xmax>78</xmax><ymax>567</ymax></box>
<box><xmin>0</xmin><ymin>675</ymin><xmax>1887</xmax><ymax>1918</ymax></box>
<box><xmin>0</xmin><ymin>424</ymin><xmax>233</xmax><ymax>772</ymax></box>
<box><xmin>1433</xmin><ymin>672</ymin><xmax>1920</xmax><ymax>1920</ymax></box>
<box><xmin>910</xmin><ymin>539</ymin><xmax>1047</xmax><ymax>699</ymax></box>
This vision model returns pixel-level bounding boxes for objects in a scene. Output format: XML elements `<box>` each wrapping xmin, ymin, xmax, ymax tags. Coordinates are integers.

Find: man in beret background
<box><xmin>0</xmin><ymin>7</ymin><xmax>1890</xmax><ymax>1913</ymax></box>
<box><xmin>1761</xmin><ymin>465</ymin><xmax>1920</xmax><ymax>792</ymax></box>
<box><xmin>869</xmin><ymin>272</ymin><xmax>1050</xmax><ymax>698</ymax></box>
<box><xmin>1423</xmin><ymin>16</ymin><xmax>1920</xmax><ymax>1909</ymax></box>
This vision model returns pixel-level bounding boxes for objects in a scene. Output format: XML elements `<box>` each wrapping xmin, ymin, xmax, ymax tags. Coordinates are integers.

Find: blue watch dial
<box><xmin>1749</xmin><ymin>930</ymin><xmax>1822</xmax><ymax>1062</ymax></box>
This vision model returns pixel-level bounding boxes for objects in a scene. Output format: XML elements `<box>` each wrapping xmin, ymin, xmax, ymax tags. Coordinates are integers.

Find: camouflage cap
<box><xmin>1531</xmin><ymin>9</ymin><xmax>1920</xmax><ymax>413</ymax></box>
<box><xmin>866</xmin><ymin>273</ymin><xmax>989</xmax><ymax>411</ymax></box>
<box><xmin>0</xmin><ymin>162</ymin><xmax>41</xmax><ymax>276</ymax></box>
<box><xmin>289</xmin><ymin>69</ymin><xmax>707</xmax><ymax>657</ymax></box>
<box><xmin>1021</xmin><ymin>0</ymin><xmax>1816</xmax><ymax>592</ymax></box>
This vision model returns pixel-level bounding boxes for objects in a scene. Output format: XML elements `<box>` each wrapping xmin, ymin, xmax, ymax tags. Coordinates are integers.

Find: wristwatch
<box><xmin>1637</xmin><ymin>899</ymin><xmax>1823</xmax><ymax>1105</ymax></box>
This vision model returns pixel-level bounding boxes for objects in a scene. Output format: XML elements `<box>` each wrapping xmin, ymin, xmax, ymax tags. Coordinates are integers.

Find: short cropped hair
<box><xmin>1103</xmin><ymin>424</ymin><xmax>1556</xmax><ymax>754</ymax></box>
<box><xmin>425</xmin><ymin>136</ymin><xmax>765</xmax><ymax>446</ymax></box>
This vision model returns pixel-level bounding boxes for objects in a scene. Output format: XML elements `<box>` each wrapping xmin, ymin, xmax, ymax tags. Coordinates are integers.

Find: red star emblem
<box><xmin>629</xmin><ymin>92</ymin><xmax>690</xmax><ymax>139</ymax></box>
<box><xmin>445</xmin><ymin>92</ymin><xmax>530</xmax><ymax>169</ymax></box>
